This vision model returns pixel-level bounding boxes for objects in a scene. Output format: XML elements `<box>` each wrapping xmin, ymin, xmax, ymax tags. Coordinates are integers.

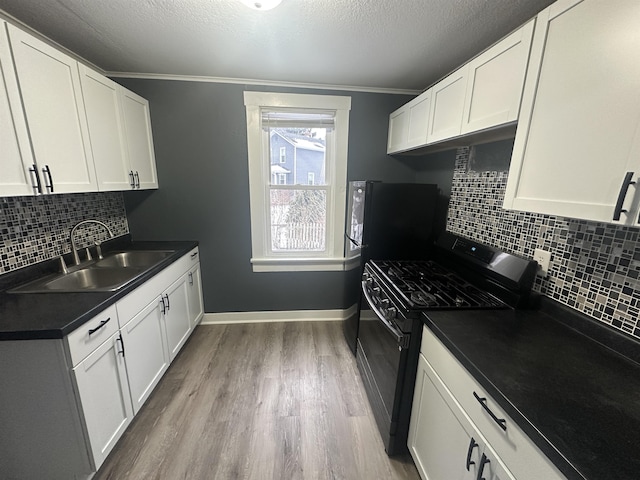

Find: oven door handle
<box><xmin>361</xmin><ymin>281</ymin><xmax>409</xmax><ymax>349</ymax></box>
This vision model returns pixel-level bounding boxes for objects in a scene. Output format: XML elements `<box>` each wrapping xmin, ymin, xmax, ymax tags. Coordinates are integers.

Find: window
<box><xmin>244</xmin><ymin>91</ymin><xmax>351</xmax><ymax>272</ymax></box>
<box><xmin>279</xmin><ymin>146</ymin><xmax>286</xmax><ymax>163</ymax></box>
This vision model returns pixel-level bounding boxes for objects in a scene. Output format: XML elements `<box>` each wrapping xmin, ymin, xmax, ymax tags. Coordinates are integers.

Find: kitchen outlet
<box><xmin>533</xmin><ymin>248</ymin><xmax>551</xmax><ymax>276</ymax></box>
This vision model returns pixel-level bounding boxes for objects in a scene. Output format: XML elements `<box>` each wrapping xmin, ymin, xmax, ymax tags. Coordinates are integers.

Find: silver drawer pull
<box><xmin>473</xmin><ymin>391</ymin><xmax>507</xmax><ymax>431</ymax></box>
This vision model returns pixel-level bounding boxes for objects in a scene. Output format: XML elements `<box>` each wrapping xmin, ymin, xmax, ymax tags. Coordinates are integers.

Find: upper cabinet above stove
<box><xmin>387</xmin><ymin>20</ymin><xmax>535</xmax><ymax>155</ymax></box>
<box><xmin>0</xmin><ymin>21</ymin><xmax>158</xmax><ymax>198</ymax></box>
<box><xmin>503</xmin><ymin>0</ymin><xmax>640</xmax><ymax>227</ymax></box>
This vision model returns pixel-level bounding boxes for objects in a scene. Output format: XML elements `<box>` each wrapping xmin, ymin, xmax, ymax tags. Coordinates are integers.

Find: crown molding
<box><xmin>106</xmin><ymin>72</ymin><xmax>422</xmax><ymax>96</ymax></box>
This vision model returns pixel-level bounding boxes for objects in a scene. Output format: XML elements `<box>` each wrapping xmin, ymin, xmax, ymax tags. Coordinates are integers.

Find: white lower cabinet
<box><xmin>410</xmin><ymin>326</ymin><xmax>565</xmax><ymax>480</ymax></box>
<box><xmin>0</xmin><ymin>247</ymin><xmax>204</xmax><ymax>479</ymax></box>
<box><xmin>72</xmin><ymin>331</ymin><xmax>134</xmax><ymax>469</ymax></box>
<box><xmin>409</xmin><ymin>353</ymin><xmax>514</xmax><ymax>480</ymax></box>
<box><xmin>120</xmin><ymin>298</ymin><xmax>169</xmax><ymax>413</ymax></box>
<box><xmin>163</xmin><ymin>272</ymin><xmax>192</xmax><ymax>361</ymax></box>
<box><xmin>187</xmin><ymin>263</ymin><xmax>205</xmax><ymax>328</ymax></box>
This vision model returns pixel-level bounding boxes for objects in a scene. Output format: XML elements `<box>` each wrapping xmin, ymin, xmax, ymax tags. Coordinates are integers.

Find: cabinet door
<box><xmin>120</xmin><ymin>88</ymin><xmax>158</xmax><ymax>190</ymax></box>
<box><xmin>475</xmin><ymin>442</ymin><xmax>516</xmax><ymax>480</ymax></box>
<box><xmin>187</xmin><ymin>264</ymin><xmax>204</xmax><ymax>328</ymax></box>
<box><xmin>406</xmin><ymin>89</ymin><xmax>432</xmax><ymax>150</ymax></box>
<box><xmin>387</xmin><ymin>106</ymin><xmax>410</xmax><ymax>153</ymax></box>
<box><xmin>163</xmin><ymin>273</ymin><xmax>192</xmax><ymax>361</ymax></box>
<box><xmin>120</xmin><ymin>298</ymin><xmax>170</xmax><ymax>414</ymax></box>
<box><xmin>0</xmin><ymin>22</ymin><xmax>36</xmax><ymax>197</ymax></box>
<box><xmin>427</xmin><ymin>66</ymin><xmax>468</xmax><ymax>144</ymax></box>
<box><xmin>79</xmin><ymin>65</ymin><xmax>133</xmax><ymax>191</ymax></box>
<box><xmin>73</xmin><ymin>333</ymin><xmax>133</xmax><ymax>470</ymax></box>
<box><xmin>388</xmin><ymin>90</ymin><xmax>432</xmax><ymax>154</ymax></box>
<box><xmin>461</xmin><ymin>20</ymin><xmax>535</xmax><ymax>135</ymax></box>
<box><xmin>7</xmin><ymin>25</ymin><xmax>97</xmax><ymax>194</ymax></box>
<box><xmin>410</xmin><ymin>353</ymin><xmax>516</xmax><ymax>480</ymax></box>
<box><xmin>409</xmin><ymin>353</ymin><xmax>480</xmax><ymax>480</ymax></box>
<box><xmin>504</xmin><ymin>0</ymin><xmax>640</xmax><ymax>225</ymax></box>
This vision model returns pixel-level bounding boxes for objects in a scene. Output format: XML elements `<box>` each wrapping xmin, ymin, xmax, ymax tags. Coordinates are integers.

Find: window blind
<box><xmin>261</xmin><ymin>109</ymin><xmax>335</xmax><ymax>129</ymax></box>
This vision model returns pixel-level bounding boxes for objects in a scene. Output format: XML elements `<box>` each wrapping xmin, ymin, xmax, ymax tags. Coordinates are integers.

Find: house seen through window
<box><xmin>268</xmin><ymin>125</ymin><xmax>328</xmax><ymax>252</ymax></box>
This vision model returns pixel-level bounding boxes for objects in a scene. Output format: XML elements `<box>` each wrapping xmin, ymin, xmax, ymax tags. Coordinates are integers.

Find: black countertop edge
<box><xmin>538</xmin><ymin>297</ymin><xmax>640</xmax><ymax>366</ymax></box>
<box><xmin>0</xmin><ymin>237</ymin><xmax>199</xmax><ymax>340</ymax></box>
<box><xmin>421</xmin><ymin>309</ymin><xmax>586</xmax><ymax>480</ymax></box>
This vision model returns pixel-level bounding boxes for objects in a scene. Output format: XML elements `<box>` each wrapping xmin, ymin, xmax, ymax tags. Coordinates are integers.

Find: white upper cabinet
<box><xmin>503</xmin><ymin>0</ymin><xmax>640</xmax><ymax>226</ymax></box>
<box><xmin>461</xmin><ymin>20</ymin><xmax>535</xmax><ymax>135</ymax></box>
<box><xmin>387</xmin><ymin>88</ymin><xmax>432</xmax><ymax>154</ymax></box>
<box><xmin>7</xmin><ymin>24</ymin><xmax>97</xmax><ymax>194</ymax></box>
<box><xmin>387</xmin><ymin>18</ymin><xmax>535</xmax><ymax>154</ymax></box>
<box><xmin>121</xmin><ymin>89</ymin><xmax>158</xmax><ymax>190</ymax></box>
<box><xmin>79</xmin><ymin>65</ymin><xmax>133</xmax><ymax>191</ymax></box>
<box><xmin>427</xmin><ymin>66</ymin><xmax>468</xmax><ymax>144</ymax></box>
<box><xmin>0</xmin><ymin>22</ymin><xmax>36</xmax><ymax>197</ymax></box>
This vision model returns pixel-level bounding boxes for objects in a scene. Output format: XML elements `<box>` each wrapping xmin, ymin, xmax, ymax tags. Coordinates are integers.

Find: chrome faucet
<box><xmin>70</xmin><ymin>220</ymin><xmax>114</xmax><ymax>266</ymax></box>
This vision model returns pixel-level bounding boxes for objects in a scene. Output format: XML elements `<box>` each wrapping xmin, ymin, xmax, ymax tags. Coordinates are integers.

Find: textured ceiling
<box><xmin>0</xmin><ymin>0</ymin><xmax>556</xmax><ymax>92</ymax></box>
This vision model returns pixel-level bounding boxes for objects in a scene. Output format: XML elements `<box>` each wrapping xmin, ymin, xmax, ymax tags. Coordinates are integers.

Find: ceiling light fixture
<box><xmin>238</xmin><ymin>0</ymin><xmax>282</xmax><ymax>11</ymax></box>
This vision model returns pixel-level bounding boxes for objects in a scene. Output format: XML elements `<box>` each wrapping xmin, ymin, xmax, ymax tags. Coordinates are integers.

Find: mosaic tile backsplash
<box><xmin>447</xmin><ymin>147</ymin><xmax>640</xmax><ymax>340</ymax></box>
<box><xmin>0</xmin><ymin>193</ymin><xmax>129</xmax><ymax>274</ymax></box>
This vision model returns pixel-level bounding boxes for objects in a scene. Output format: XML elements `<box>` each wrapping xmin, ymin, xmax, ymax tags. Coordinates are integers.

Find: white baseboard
<box><xmin>200</xmin><ymin>304</ymin><xmax>358</xmax><ymax>325</ymax></box>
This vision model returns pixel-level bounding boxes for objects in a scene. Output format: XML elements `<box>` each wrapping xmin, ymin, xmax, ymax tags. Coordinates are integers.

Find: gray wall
<box><xmin>116</xmin><ymin>79</ymin><xmax>437</xmax><ymax>313</ymax></box>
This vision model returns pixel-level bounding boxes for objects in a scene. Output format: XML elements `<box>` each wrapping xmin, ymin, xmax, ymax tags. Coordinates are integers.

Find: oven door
<box><xmin>356</xmin><ymin>280</ymin><xmax>410</xmax><ymax>454</ymax></box>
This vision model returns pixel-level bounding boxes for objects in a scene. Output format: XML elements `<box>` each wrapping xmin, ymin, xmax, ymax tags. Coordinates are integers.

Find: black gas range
<box><xmin>355</xmin><ymin>232</ymin><xmax>538</xmax><ymax>456</ymax></box>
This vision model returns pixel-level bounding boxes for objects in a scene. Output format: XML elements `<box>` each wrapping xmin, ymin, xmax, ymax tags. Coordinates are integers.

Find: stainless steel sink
<box><xmin>92</xmin><ymin>250</ymin><xmax>174</xmax><ymax>269</ymax></box>
<box><xmin>46</xmin><ymin>267</ymin><xmax>144</xmax><ymax>291</ymax></box>
<box><xmin>8</xmin><ymin>249</ymin><xmax>175</xmax><ymax>293</ymax></box>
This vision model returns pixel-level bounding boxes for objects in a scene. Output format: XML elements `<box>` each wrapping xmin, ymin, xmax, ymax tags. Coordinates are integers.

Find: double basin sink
<box><xmin>9</xmin><ymin>250</ymin><xmax>175</xmax><ymax>293</ymax></box>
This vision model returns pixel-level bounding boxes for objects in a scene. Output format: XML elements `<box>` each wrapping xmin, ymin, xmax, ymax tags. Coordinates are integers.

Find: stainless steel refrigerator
<box><xmin>343</xmin><ymin>181</ymin><xmax>438</xmax><ymax>354</ymax></box>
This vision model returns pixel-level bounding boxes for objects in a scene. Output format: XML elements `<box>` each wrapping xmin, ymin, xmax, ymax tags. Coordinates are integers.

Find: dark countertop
<box><xmin>0</xmin><ymin>236</ymin><xmax>198</xmax><ymax>340</ymax></box>
<box><xmin>422</xmin><ymin>299</ymin><xmax>640</xmax><ymax>480</ymax></box>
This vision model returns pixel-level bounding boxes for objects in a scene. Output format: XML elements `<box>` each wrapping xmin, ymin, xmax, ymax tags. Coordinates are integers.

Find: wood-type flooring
<box><xmin>94</xmin><ymin>321</ymin><xmax>420</xmax><ymax>480</ymax></box>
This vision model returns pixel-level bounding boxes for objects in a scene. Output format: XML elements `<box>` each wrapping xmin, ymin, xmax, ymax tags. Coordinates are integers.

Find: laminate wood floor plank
<box><xmin>94</xmin><ymin>321</ymin><xmax>420</xmax><ymax>480</ymax></box>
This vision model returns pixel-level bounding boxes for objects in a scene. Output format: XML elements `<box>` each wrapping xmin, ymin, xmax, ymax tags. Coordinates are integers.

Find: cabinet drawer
<box><xmin>420</xmin><ymin>325</ymin><xmax>564</xmax><ymax>480</ymax></box>
<box><xmin>66</xmin><ymin>304</ymin><xmax>119</xmax><ymax>366</ymax></box>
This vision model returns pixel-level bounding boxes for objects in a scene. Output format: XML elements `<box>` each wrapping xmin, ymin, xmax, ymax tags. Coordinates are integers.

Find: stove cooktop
<box><xmin>370</xmin><ymin>260</ymin><xmax>507</xmax><ymax>310</ymax></box>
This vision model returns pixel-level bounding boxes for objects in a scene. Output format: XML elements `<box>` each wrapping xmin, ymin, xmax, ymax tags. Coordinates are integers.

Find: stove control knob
<box><xmin>380</xmin><ymin>299</ymin><xmax>390</xmax><ymax>307</ymax></box>
<box><xmin>384</xmin><ymin>307</ymin><xmax>397</xmax><ymax>320</ymax></box>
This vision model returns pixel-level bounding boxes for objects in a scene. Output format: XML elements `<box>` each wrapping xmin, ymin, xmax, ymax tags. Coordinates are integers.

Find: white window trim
<box><xmin>244</xmin><ymin>91</ymin><xmax>351</xmax><ymax>272</ymax></box>
<box><xmin>279</xmin><ymin>146</ymin><xmax>286</xmax><ymax>163</ymax></box>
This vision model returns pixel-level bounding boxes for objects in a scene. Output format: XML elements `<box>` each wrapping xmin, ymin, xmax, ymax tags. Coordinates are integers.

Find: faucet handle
<box><xmin>85</xmin><ymin>247</ymin><xmax>92</xmax><ymax>261</ymax></box>
<box><xmin>94</xmin><ymin>240</ymin><xmax>103</xmax><ymax>260</ymax></box>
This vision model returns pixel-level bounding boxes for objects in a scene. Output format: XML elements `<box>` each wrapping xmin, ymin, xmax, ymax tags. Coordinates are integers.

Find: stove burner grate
<box><xmin>372</xmin><ymin>260</ymin><xmax>506</xmax><ymax>310</ymax></box>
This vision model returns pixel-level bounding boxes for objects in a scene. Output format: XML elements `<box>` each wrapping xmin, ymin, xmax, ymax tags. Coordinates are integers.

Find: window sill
<box><xmin>251</xmin><ymin>255</ymin><xmax>361</xmax><ymax>272</ymax></box>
